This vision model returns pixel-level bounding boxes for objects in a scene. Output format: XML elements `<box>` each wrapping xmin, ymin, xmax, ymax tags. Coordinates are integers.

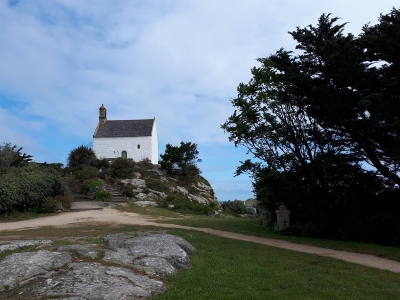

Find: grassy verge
<box><xmin>156</xmin><ymin>215</ymin><xmax>400</xmax><ymax>262</ymax></box>
<box><xmin>116</xmin><ymin>202</ymin><xmax>188</xmax><ymax>219</ymax></box>
<box><xmin>0</xmin><ymin>225</ymin><xmax>399</xmax><ymax>300</ymax></box>
<box><xmin>152</xmin><ymin>228</ymin><xmax>400</xmax><ymax>300</ymax></box>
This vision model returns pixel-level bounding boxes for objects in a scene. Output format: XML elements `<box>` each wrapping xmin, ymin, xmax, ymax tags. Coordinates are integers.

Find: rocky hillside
<box><xmin>102</xmin><ymin>165</ymin><xmax>220</xmax><ymax>211</ymax></box>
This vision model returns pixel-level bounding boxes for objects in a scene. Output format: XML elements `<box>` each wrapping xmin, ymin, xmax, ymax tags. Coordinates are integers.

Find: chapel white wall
<box><xmin>151</xmin><ymin>120</ymin><xmax>158</xmax><ymax>164</ymax></box>
<box><xmin>93</xmin><ymin>136</ymin><xmax>157</xmax><ymax>163</ymax></box>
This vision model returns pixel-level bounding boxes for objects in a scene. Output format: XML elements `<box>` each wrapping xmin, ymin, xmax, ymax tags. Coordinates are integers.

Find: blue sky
<box><xmin>0</xmin><ymin>0</ymin><xmax>396</xmax><ymax>201</ymax></box>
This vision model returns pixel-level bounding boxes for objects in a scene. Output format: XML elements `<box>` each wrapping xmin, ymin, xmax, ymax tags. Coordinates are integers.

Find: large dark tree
<box><xmin>222</xmin><ymin>8</ymin><xmax>400</xmax><ymax>244</ymax></box>
<box><xmin>270</xmin><ymin>9</ymin><xmax>400</xmax><ymax>186</ymax></box>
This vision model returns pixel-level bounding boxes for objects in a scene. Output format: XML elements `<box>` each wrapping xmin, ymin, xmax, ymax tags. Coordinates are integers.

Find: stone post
<box><xmin>274</xmin><ymin>205</ymin><xmax>290</xmax><ymax>231</ymax></box>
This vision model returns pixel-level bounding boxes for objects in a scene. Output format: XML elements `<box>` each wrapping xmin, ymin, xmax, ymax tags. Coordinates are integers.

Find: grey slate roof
<box><xmin>93</xmin><ymin>119</ymin><xmax>154</xmax><ymax>138</ymax></box>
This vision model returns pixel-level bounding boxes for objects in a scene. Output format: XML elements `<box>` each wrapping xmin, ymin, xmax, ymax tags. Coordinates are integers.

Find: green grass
<box><xmin>156</xmin><ymin>215</ymin><xmax>400</xmax><ymax>262</ymax></box>
<box><xmin>117</xmin><ymin>201</ymin><xmax>187</xmax><ymax>218</ymax></box>
<box><xmin>151</xmin><ymin>229</ymin><xmax>400</xmax><ymax>300</ymax></box>
<box><xmin>0</xmin><ymin>225</ymin><xmax>399</xmax><ymax>300</ymax></box>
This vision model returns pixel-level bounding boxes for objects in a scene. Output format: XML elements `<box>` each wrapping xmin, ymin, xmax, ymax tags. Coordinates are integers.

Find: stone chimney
<box><xmin>99</xmin><ymin>104</ymin><xmax>107</xmax><ymax>124</ymax></box>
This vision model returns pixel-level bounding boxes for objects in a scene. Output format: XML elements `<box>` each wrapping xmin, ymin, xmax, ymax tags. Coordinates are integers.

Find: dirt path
<box><xmin>1</xmin><ymin>208</ymin><xmax>400</xmax><ymax>273</ymax></box>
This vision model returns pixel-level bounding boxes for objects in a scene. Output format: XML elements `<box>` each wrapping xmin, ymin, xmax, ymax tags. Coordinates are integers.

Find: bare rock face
<box><xmin>22</xmin><ymin>263</ymin><xmax>164</xmax><ymax>299</ymax></box>
<box><xmin>121</xmin><ymin>178</ymin><xmax>146</xmax><ymax>187</ymax></box>
<box><xmin>102</xmin><ymin>233</ymin><xmax>196</xmax><ymax>277</ymax></box>
<box><xmin>56</xmin><ymin>244</ymin><xmax>100</xmax><ymax>259</ymax></box>
<box><xmin>0</xmin><ymin>232</ymin><xmax>196</xmax><ymax>299</ymax></box>
<box><xmin>0</xmin><ymin>240</ymin><xmax>52</xmax><ymax>252</ymax></box>
<box><xmin>0</xmin><ymin>250</ymin><xmax>71</xmax><ymax>291</ymax></box>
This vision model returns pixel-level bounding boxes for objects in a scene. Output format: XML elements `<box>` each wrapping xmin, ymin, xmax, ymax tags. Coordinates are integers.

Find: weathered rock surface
<box><xmin>134</xmin><ymin>200</ymin><xmax>158</xmax><ymax>207</ymax></box>
<box><xmin>0</xmin><ymin>232</ymin><xmax>196</xmax><ymax>299</ymax></box>
<box><xmin>121</xmin><ymin>178</ymin><xmax>146</xmax><ymax>187</ymax></box>
<box><xmin>56</xmin><ymin>244</ymin><xmax>100</xmax><ymax>259</ymax></box>
<box><xmin>0</xmin><ymin>250</ymin><xmax>71</xmax><ymax>291</ymax></box>
<box><xmin>104</xmin><ymin>233</ymin><xmax>196</xmax><ymax>270</ymax></box>
<box><xmin>0</xmin><ymin>240</ymin><xmax>52</xmax><ymax>252</ymax></box>
<box><xmin>21</xmin><ymin>262</ymin><xmax>164</xmax><ymax>299</ymax></box>
<box><xmin>176</xmin><ymin>186</ymin><xmax>189</xmax><ymax>195</ymax></box>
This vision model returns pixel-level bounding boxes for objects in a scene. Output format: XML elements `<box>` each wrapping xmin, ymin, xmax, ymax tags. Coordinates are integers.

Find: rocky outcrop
<box><xmin>0</xmin><ymin>232</ymin><xmax>196</xmax><ymax>299</ymax></box>
<box><xmin>119</xmin><ymin>173</ymin><xmax>220</xmax><ymax>208</ymax></box>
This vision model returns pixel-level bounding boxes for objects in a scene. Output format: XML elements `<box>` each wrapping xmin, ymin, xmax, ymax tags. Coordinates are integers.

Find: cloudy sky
<box><xmin>0</xmin><ymin>0</ymin><xmax>396</xmax><ymax>201</ymax></box>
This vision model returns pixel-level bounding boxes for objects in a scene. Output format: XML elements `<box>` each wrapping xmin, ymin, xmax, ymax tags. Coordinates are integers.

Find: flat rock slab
<box><xmin>0</xmin><ymin>232</ymin><xmax>196</xmax><ymax>299</ymax></box>
<box><xmin>21</xmin><ymin>262</ymin><xmax>164</xmax><ymax>299</ymax></box>
<box><xmin>0</xmin><ymin>240</ymin><xmax>52</xmax><ymax>252</ymax></box>
<box><xmin>104</xmin><ymin>233</ymin><xmax>196</xmax><ymax>269</ymax></box>
<box><xmin>56</xmin><ymin>244</ymin><xmax>100</xmax><ymax>259</ymax></box>
<box><xmin>0</xmin><ymin>250</ymin><xmax>71</xmax><ymax>291</ymax></box>
<box><xmin>134</xmin><ymin>200</ymin><xmax>158</xmax><ymax>207</ymax></box>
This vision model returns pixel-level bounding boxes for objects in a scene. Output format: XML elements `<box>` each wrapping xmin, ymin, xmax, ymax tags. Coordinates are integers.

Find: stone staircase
<box><xmin>104</xmin><ymin>183</ymin><xmax>127</xmax><ymax>203</ymax></box>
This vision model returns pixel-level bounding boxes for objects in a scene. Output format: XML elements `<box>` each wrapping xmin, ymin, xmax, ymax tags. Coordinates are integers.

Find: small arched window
<box><xmin>137</xmin><ymin>144</ymin><xmax>140</xmax><ymax>149</ymax></box>
<box><xmin>121</xmin><ymin>151</ymin><xmax>127</xmax><ymax>159</ymax></box>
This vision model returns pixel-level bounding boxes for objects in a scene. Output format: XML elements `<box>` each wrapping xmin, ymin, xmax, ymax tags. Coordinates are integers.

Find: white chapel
<box><xmin>93</xmin><ymin>104</ymin><xmax>158</xmax><ymax>164</ymax></box>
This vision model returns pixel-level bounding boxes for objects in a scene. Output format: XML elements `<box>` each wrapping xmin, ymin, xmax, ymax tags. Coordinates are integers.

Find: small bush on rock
<box><xmin>81</xmin><ymin>178</ymin><xmax>103</xmax><ymax>194</ymax></box>
<box><xmin>92</xmin><ymin>190</ymin><xmax>111</xmax><ymax>201</ymax></box>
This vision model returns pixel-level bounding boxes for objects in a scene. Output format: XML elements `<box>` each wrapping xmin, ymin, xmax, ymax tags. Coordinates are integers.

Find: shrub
<box><xmin>73</xmin><ymin>166</ymin><xmax>98</xmax><ymax>181</ymax></box>
<box><xmin>222</xmin><ymin>200</ymin><xmax>255</xmax><ymax>216</ymax></box>
<box><xmin>112</xmin><ymin>157</ymin><xmax>135</xmax><ymax>169</ymax></box>
<box><xmin>81</xmin><ymin>178</ymin><xmax>103</xmax><ymax>194</ymax></box>
<box><xmin>38</xmin><ymin>196</ymin><xmax>61</xmax><ymax>213</ymax></box>
<box><xmin>67</xmin><ymin>145</ymin><xmax>96</xmax><ymax>168</ymax></box>
<box><xmin>145</xmin><ymin>178</ymin><xmax>169</xmax><ymax>193</ymax></box>
<box><xmin>120</xmin><ymin>186</ymin><xmax>135</xmax><ymax>198</ymax></box>
<box><xmin>58</xmin><ymin>193</ymin><xmax>74</xmax><ymax>210</ymax></box>
<box><xmin>92</xmin><ymin>190</ymin><xmax>111</xmax><ymax>201</ymax></box>
<box><xmin>0</xmin><ymin>163</ymin><xmax>70</xmax><ymax>214</ymax></box>
<box><xmin>134</xmin><ymin>158</ymin><xmax>153</xmax><ymax>171</ymax></box>
<box><xmin>91</xmin><ymin>158</ymin><xmax>110</xmax><ymax>169</ymax></box>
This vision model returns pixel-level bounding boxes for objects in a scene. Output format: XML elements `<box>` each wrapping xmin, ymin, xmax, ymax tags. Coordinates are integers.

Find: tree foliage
<box><xmin>160</xmin><ymin>142</ymin><xmax>202</xmax><ymax>176</ymax></box>
<box><xmin>67</xmin><ymin>145</ymin><xmax>96</xmax><ymax>168</ymax></box>
<box><xmin>221</xmin><ymin>8</ymin><xmax>400</xmax><ymax>244</ymax></box>
<box><xmin>0</xmin><ymin>143</ymin><xmax>33</xmax><ymax>174</ymax></box>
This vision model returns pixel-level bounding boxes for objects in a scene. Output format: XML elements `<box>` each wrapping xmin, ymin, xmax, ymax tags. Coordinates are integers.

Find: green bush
<box><xmin>73</xmin><ymin>166</ymin><xmax>98</xmax><ymax>181</ymax></box>
<box><xmin>133</xmin><ymin>158</ymin><xmax>153</xmax><ymax>173</ymax></box>
<box><xmin>92</xmin><ymin>190</ymin><xmax>111</xmax><ymax>201</ymax></box>
<box><xmin>113</xmin><ymin>168</ymin><xmax>134</xmax><ymax>179</ymax></box>
<box><xmin>0</xmin><ymin>164</ymin><xmax>70</xmax><ymax>214</ymax></box>
<box><xmin>81</xmin><ymin>178</ymin><xmax>103</xmax><ymax>194</ymax></box>
<box><xmin>112</xmin><ymin>157</ymin><xmax>135</xmax><ymax>169</ymax></box>
<box><xmin>91</xmin><ymin>158</ymin><xmax>110</xmax><ymax>169</ymax></box>
<box><xmin>38</xmin><ymin>196</ymin><xmax>60</xmax><ymax>213</ymax></box>
<box><xmin>67</xmin><ymin>145</ymin><xmax>96</xmax><ymax>168</ymax></box>
<box><xmin>145</xmin><ymin>178</ymin><xmax>170</xmax><ymax>193</ymax></box>
<box><xmin>111</xmin><ymin>158</ymin><xmax>135</xmax><ymax>178</ymax></box>
<box><xmin>58</xmin><ymin>193</ymin><xmax>74</xmax><ymax>210</ymax></box>
<box><xmin>222</xmin><ymin>200</ymin><xmax>255</xmax><ymax>216</ymax></box>
<box><xmin>120</xmin><ymin>185</ymin><xmax>135</xmax><ymax>198</ymax></box>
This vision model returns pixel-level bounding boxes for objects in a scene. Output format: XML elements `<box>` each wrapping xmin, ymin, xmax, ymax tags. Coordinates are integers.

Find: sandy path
<box><xmin>1</xmin><ymin>208</ymin><xmax>400</xmax><ymax>273</ymax></box>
